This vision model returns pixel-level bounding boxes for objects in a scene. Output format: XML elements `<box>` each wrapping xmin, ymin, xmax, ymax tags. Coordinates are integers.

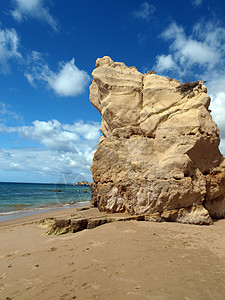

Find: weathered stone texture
<box><xmin>90</xmin><ymin>56</ymin><xmax>225</xmax><ymax>224</ymax></box>
<box><xmin>39</xmin><ymin>207</ymin><xmax>154</xmax><ymax>236</ymax></box>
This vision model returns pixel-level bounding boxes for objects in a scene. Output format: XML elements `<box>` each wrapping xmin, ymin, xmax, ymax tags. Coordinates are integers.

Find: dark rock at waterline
<box><xmin>73</xmin><ymin>181</ymin><xmax>91</xmax><ymax>186</ymax></box>
<box><xmin>45</xmin><ymin>190</ymin><xmax>62</xmax><ymax>193</ymax></box>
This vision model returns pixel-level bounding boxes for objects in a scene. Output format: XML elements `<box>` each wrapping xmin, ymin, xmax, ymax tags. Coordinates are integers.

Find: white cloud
<box><xmin>208</xmin><ymin>87</ymin><xmax>225</xmax><ymax>154</ymax></box>
<box><xmin>11</xmin><ymin>0</ymin><xmax>58</xmax><ymax>31</ymax></box>
<box><xmin>159</xmin><ymin>22</ymin><xmax>220</xmax><ymax>72</ymax></box>
<box><xmin>210</xmin><ymin>92</ymin><xmax>225</xmax><ymax>140</ymax></box>
<box><xmin>154</xmin><ymin>21</ymin><xmax>225</xmax><ymax>81</ymax></box>
<box><xmin>25</xmin><ymin>53</ymin><xmax>90</xmax><ymax>97</ymax></box>
<box><xmin>191</xmin><ymin>0</ymin><xmax>203</xmax><ymax>7</ymax></box>
<box><xmin>44</xmin><ymin>59</ymin><xmax>90</xmax><ymax>97</ymax></box>
<box><xmin>0</xmin><ymin>26</ymin><xmax>22</xmax><ymax>74</ymax></box>
<box><xmin>133</xmin><ymin>2</ymin><xmax>156</xmax><ymax>21</ymax></box>
<box><xmin>0</xmin><ymin>119</ymin><xmax>101</xmax><ymax>181</ymax></box>
<box><xmin>1</xmin><ymin>119</ymin><xmax>100</xmax><ymax>152</ymax></box>
<box><xmin>0</xmin><ymin>102</ymin><xmax>23</xmax><ymax>124</ymax></box>
<box><xmin>155</xmin><ymin>54</ymin><xmax>177</xmax><ymax>73</ymax></box>
<box><xmin>17</xmin><ymin>120</ymin><xmax>80</xmax><ymax>152</ymax></box>
<box><xmin>193</xmin><ymin>22</ymin><xmax>225</xmax><ymax>50</ymax></box>
<box><xmin>154</xmin><ymin>21</ymin><xmax>225</xmax><ymax>156</ymax></box>
<box><xmin>207</xmin><ymin>74</ymin><xmax>225</xmax><ymax>96</ymax></box>
<box><xmin>0</xmin><ymin>148</ymin><xmax>92</xmax><ymax>182</ymax></box>
<box><xmin>180</xmin><ymin>39</ymin><xmax>218</xmax><ymax>66</ymax></box>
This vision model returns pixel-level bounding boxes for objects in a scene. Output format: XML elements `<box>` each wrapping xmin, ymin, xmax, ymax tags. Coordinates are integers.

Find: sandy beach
<box><xmin>0</xmin><ymin>208</ymin><xmax>225</xmax><ymax>300</ymax></box>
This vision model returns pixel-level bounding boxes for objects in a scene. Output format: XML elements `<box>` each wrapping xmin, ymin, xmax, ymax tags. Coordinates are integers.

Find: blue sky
<box><xmin>0</xmin><ymin>0</ymin><xmax>225</xmax><ymax>183</ymax></box>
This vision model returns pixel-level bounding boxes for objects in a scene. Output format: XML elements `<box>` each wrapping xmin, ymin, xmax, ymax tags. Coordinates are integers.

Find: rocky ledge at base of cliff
<box><xmin>90</xmin><ymin>56</ymin><xmax>225</xmax><ymax>225</ymax></box>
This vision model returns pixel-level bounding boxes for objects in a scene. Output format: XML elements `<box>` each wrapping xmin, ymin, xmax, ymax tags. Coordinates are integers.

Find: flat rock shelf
<box><xmin>38</xmin><ymin>206</ymin><xmax>212</xmax><ymax>236</ymax></box>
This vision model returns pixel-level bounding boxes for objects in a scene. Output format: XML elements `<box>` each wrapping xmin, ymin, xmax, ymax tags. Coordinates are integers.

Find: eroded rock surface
<box><xmin>38</xmin><ymin>207</ymin><xmax>154</xmax><ymax>235</ymax></box>
<box><xmin>90</xmin><ymin>56</ymin><xmax>225</xmax><ymax>224</ymax></box>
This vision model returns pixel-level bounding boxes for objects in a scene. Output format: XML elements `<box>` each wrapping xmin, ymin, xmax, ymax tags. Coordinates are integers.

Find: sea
<box><xmin>0</xmin><ymin>182</ymin><xmax>91</xmax><ymax>222</ymax></box>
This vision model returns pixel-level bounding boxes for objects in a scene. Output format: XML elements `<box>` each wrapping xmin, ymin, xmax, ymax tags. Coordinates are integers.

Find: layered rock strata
<box><xmin>38</xmin><ymin>207</ymin><xmax>155</xmax><ymax>235</ymax></box>
<box><xmin>90</xmin><ymin>56</ymin><xmax>225</xmax><ymax>224</ymax></box>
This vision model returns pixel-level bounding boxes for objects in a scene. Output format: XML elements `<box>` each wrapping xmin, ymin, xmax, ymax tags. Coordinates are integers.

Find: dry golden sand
<box><xmin>0</xmin><ymin>208</ymin><xmax>225</xmax><ymax>300</ymax></box>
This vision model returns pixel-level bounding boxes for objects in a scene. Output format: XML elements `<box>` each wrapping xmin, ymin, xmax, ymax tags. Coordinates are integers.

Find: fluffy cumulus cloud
<box><xmin>154</xmin><ymin>21</ymin><xmax>225</xmax><ymax>155</ymax></box>
<box><xmin>132</xmin><ymin>2</ymin><xmax>156</xmax><ymax>21</ymax></box>
<box><xmin>0</xmin><ymin>148</ymin><xmax>92</xmax><ymax>182</ymax></box>
<box><xmin>44</xmin><ymin>59</ymin><xmax>91</xmax><ymax>97</ymax></box>
<box><xmin>11</xmin><ymin>0</ymin><xmax>58</xmax><ymax>31</ymax></box>
<box><xmin>0</xmin><ymin>117</ymin><xmax>101</xmax><ymax>182</ymax></box>
<box><xmin>0</xmin><ymin>25</ymin><xmax>22</xmax><ymax>74</ymax></box>
<box><xmin>154</xmin><ymin>54</ymin><xmax>177</xmax><ymax>73</ymax></box>
<box><xmin>0</xmin><ymin>27</ymin><xmax>89</xmax><ymax>97</ymax></box>
<box><xmin>25</xmin><ymin>52</ymin><xmax>90</xmax><ymax>97</ymax></box>
<box><xmin>156</xmin><ymin>22</ymin><xmax>222</xmax><ymax>74</ymax></box>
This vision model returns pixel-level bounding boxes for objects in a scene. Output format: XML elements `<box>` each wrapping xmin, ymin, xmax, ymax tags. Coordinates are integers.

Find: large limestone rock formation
<box><xmin>90</xmin><ymin>56</ymin><xmax>225</xmax><ymax>224</ymax></box>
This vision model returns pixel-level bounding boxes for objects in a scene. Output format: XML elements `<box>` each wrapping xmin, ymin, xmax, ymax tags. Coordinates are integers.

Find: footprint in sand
<box><xmin>82</xmin><ymin>247</ymin><xmax>90</xmax><ymax>252</ymax></box>
<box><xmin>48</xmin><ymin>247</ymin><xmax>57</xmax><ymax>252</ymax></box>
<box><xmin>22</xmin><ymin>252</ymin><xmax>31</xmax><ymax>257</ymax></box>
<box><xmin>67</xmin><ymin>248</ymin><xmax>74</xmax><ymax>252</ymax></box>
<box><xmin>5</xmin><ymin>251</ymin><xmax>18</xmax><ymax>258</ymax></box>
<box><xmin>5</xmin><ymin>254</ymin><xmax>13</xmax><ymax>258</ymax></box>
<box><xmin>0</xmin><ymin>273</ymin><xmax>7</xmax><ymax>280</ymax></box>
<box><xmin>5</xmin><ymin>253</ymin><xmax>15</xmax><ymax>260</ymax></box>
<box><xmin>31</xmin><ymin>264</ymin><xmax>40</xmax><ymax>269</ymax></box>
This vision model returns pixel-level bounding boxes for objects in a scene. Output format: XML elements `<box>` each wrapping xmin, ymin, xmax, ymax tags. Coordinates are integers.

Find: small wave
<box><xmin>0</xmin><ymin>204</ymin><xmax>31</xmax><ymax>214</ymax></box>
<box><xmin>75</xmin><ymin>201</ymin><xmax>91</xmax><ymax>207</ymax></box>
<box><xmin>0</xmin><ymin>201</ymin><xmax>91</xmax><ymax>220</ymax></box>
<box><xmin>0</xmin><ymin>210</ymin><xmax>25</xmax><ymax>216</ymax></box>
<box><xmin>61</xmin><ymin>200</ymin><xmax>90</xmax><ymax>207</ymax></box>
<box><xmin>78</xmin><ymin>201</ymin><xmax>90</xmax><ymax>204</ymax></box>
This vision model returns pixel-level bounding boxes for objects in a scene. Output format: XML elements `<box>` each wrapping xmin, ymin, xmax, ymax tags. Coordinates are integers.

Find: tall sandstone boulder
<box><xmin>90</xmin><ymin>56</ymin><xmax>225</xmax><ymax>224</ymax></box>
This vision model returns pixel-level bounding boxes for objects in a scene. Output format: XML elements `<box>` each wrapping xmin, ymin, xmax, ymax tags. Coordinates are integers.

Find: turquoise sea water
<box><xmin>0</xmin><ymin>182</ymin><xmax>91</xmax><ymax>222</ymax></box>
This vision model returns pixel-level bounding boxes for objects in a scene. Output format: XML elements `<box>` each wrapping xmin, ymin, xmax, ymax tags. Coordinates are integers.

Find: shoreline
<box><xmin>0</xmin><ymin>181</ymin><xmax>91</xmax><ymax>223</ymax></box>
<box><xmin>0</xmin><ymin>201</ymin><xmax>90</xmax><ymax>226</ymax></box>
